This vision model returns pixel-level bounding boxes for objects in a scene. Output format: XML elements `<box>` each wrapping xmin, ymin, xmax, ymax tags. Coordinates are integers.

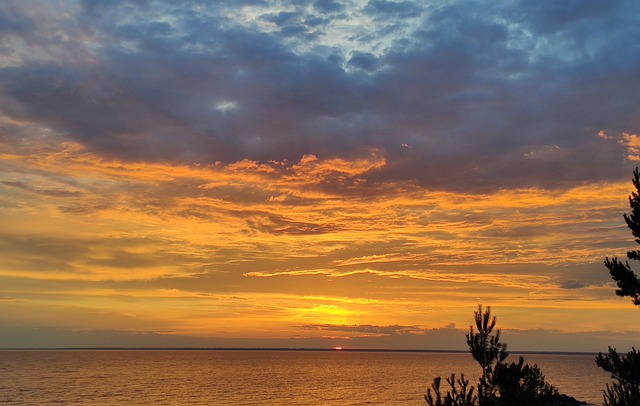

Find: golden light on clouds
<box><xmin>0</xmin><ymin>135</ymin><xmax>634</xmax><ymax>350</ymax></box>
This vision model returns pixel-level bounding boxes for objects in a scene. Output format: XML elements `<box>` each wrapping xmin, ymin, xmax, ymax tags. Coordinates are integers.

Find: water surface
<box><xmin>0</xmin><ymin>350</ymin><xmax>610</xmax><ymax>405</ymax></box>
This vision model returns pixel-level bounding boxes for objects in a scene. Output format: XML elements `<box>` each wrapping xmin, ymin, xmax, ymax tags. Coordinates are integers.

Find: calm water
<box><xmin>0</xmin><ymin>350</ymin><xmax>610</xmax><ymax>405</ymax></box>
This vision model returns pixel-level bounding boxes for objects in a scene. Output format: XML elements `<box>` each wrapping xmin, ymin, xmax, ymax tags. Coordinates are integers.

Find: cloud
<box><xmin>244</xmin><ymin>267</ymin><xmax>559</xmax><ymax>292</ymax></box>
<box><xmin>559</xmin><ymin>280</ymin><xmax>587</xmax><ymax>289</ymax></box>
<box><xmin>0</xmin><ymin>233</ymin><xmax>209</xmax><ymax>281</ymax></box>
<box><xmin>364</xmin><ymin>0</ymin><xmax>423</xmax><ymax>19</ymax></box>
<box><xmin>621</xmin><ymin>133</ymin><xmax>640</xmax><ymax>161</ymax></box>
<box><xmin>301</xmin><ymin>323</ymin><xmax>423</xmax><ymax>336</ymax></box>
<box><xmin>313</xmin><ymin>0</ymin><xmax>344</xmax><ymax>14</ymax></box>
<box><xmin>597</xmin><ymin>131</ymin><xmax>640</xmax><ymax>162</ymax></box>
<box><xmin>1</xmin><ymin>180</ymin><xmax>82</xmax><ymax>197</ymax></box>
<box><xmin>347</xmin><ymin>51</ymin><xmax>381</xmax><ymax>72</ymax></box>
<box><xmin>246</xmin><ymin>214</ymin><xmax>340</xmax><ymax>235</ymax></box>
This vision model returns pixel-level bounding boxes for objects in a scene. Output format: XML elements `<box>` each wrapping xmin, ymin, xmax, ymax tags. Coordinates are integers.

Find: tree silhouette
<box><xmin>596</xmin><ymin>347</ymin><xmax>640</xmax><ymax>406</ymax></box>
<box><xmin>465</xmin><ymin>305</ymin><xmax>508</xmax><ymax>403</ymax></box>
<box><xmin>604</xmin><ymin>167</ymin><xmax>640</xmax><ymax>305</ymax></box>
<box><xmin>425</xmin><ymin>305</ymin><xmax>569</xmax><ymax>406</ymax></box>
<box><xmin>598</xmin><ymin>166</ymin><xmax>640</xmax><ymax>405</ymax></box>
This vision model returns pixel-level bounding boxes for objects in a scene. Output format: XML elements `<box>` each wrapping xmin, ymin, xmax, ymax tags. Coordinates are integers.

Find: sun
<box><xmin>333</xmin><ymin>346</ymin><xmax>343</xmax><ymax>351</ymax></box>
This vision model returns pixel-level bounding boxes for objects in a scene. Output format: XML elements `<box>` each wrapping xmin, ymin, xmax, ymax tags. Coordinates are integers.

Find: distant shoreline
<box><xmin>0</xmin><ymin>347</ymin><xmax>599</xmax><ymax>356</ymax></box>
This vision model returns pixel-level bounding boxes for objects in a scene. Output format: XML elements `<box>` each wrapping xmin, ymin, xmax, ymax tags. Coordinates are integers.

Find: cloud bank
<box><xmin>1</xmin><ymin>0</ymin><xmax>639</xmax><ymax>192</ymax></box>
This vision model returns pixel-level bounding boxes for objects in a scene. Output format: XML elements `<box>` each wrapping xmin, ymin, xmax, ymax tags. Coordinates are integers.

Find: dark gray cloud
<box><xmin>348</xmin><ymin>51</ymin><xmax>380</xmax><ymax>71</ymax></box>
<box><xmin>1</xmin><ymin>181</ymin><xmax>82</xmax><ymax>197</ymax></box>
<box><xmin>364</xmin><ymin>0</ymin><xmax>422</xmax><ymax>19</ymax></box>
<box><xmin>313</xmin><ymin>0</ymin><xmax>344</xmax><ymax>14</ymax></box>
<box><xmin>246</xmin><ymin>214</ymin><xmax>340</xmax><ymax>235</ymax></box>
<box><xmin>515</xmin><ymin>0</ymin><xmax>622</xmax><ymax>35</ymax></box>
<box><xmin>559</xmin><ymin>280</ymin><xmax>587</xmax><ymax>289</ymax></box>
<box><xmin>264</xmin><ymin>10</ymin><xmax>299</xmax><ymax>27</ymax></box>
<box><xmin>1</xmin><ymin>0</ymin><xmax>639</xmax><ymax>192</ymax></box>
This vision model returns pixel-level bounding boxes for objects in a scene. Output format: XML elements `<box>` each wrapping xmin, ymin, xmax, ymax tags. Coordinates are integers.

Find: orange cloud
<box><xmin>0</xmin><ymin>138</ymin><xmax>636</xmax><ymax>342</ymax></box>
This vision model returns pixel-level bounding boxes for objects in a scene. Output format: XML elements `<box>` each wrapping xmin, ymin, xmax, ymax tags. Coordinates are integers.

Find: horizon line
<box><xmin>0</xmin><ymin>347</ymin><xmax>600</xmax><ymax>355</ymax></box>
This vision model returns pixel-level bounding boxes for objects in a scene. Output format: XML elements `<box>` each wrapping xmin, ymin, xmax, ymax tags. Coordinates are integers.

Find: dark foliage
<box><xmin>599</xmin><ymin>166</ymin><xmax>640</xmax><ymax>405</ymax></box>
<box><xmin>604</xmin><ymin>167</ymin><xmax>640</xmax><ymax>306</ymax></box>
<box><xmin>465</xmin><ymin>305</ymin><xmax>509</xmax><ymax>404</ymax></box>
<box><xmin>425</xmin><ymin>305</ymin><xmax>570</xmax><ymax>406</ymax></box>
<box><xmin>425</xmin><ymin>374</ymin><xmax>476</xmax><ymax>406</ymax></box>
<box><xmin>491</xmin><ymin>357</ymin><xmax>558</xmax><ymax>406</ymax></box>
<box><xmin>596</xmin><ymin>347</ymin><xmax>640</xmax><ymax>406</ymax></box>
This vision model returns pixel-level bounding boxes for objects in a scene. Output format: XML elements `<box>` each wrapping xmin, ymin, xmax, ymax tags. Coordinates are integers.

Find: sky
<box><xmin>1</xmin><ymin>0</ymin><xmax>640</xmax><ymax>352</ymax></box>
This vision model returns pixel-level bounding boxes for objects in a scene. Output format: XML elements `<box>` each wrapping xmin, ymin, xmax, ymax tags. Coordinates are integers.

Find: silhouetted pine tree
<box><xmin>604</xmin><ymin>167</ymin><xmax>640</xmax><ymax>305</ymax></box>
<box><xmin>425</xmin><ymin>305</ymin><xmax>564</xmax><ymax>406</ymax></box>
<box><xmin>599</xmin><ymin>166</ymin><xmax>640</xmax><ymax>405</ymax></box>
<box><xmin>465</xmin><ymin>305</ymin><xmax>508</xmax><ymax>404</ymax></box>
<box><xmin>596</xmin><ymin>347</ymin><xmax>640</xmax><ymax>406</ymax></box>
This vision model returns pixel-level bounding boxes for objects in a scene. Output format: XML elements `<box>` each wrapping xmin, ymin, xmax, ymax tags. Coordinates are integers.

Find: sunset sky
<box><xmin>1</xmin><ymin>0</ymin><xmax>640</xmax><ymax>351</ymax></box>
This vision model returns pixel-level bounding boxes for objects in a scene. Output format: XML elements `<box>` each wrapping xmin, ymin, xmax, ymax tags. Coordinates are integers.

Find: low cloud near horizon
<box><xmin>2</xmin><ymin>323</ymin><xmax>635</xmax><ymax>353</ymax></box>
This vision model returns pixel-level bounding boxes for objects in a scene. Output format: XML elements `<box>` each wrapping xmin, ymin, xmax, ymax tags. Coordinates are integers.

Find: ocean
<box><xmin>0</xmin><ymin>349</ymin><xmax>610</xmax><ymax>405</ymax></box>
